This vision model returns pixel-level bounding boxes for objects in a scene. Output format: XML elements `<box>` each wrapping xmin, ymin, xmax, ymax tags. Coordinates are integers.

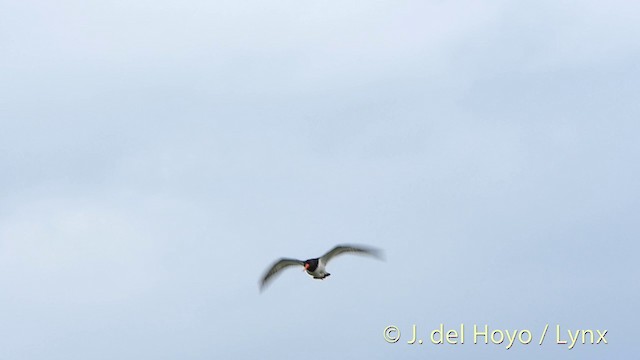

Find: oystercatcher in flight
<box><xmin>259</xmin><ymin>244</ymin><xmax>383</xmax><ymax>291</ymax></box>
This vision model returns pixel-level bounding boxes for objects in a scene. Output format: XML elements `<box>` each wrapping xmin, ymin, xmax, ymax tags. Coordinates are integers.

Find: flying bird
<box><xmin>259</xmin><ymin>244</ymin><xmax>383</xmax><ymax>291</ymax></box>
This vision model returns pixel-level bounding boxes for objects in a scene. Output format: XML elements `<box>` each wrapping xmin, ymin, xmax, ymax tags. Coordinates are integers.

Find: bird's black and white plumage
<box><xmin>259</xmin><ymin>244</ymin><xmax>383</xmax><ymax>291</ymax></box>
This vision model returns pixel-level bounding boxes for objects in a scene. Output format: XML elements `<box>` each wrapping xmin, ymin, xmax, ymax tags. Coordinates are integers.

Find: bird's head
<box><xmin>303</xmin><ymin>258</ymin><xmax>318</xmax><ymax>272</ymax></box>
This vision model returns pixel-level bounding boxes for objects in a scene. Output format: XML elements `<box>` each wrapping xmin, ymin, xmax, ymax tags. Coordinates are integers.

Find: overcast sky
<box><xmin>1</xmin><ymin>1</ymin><xmax>638</xmax><ymax>359</ymax></box>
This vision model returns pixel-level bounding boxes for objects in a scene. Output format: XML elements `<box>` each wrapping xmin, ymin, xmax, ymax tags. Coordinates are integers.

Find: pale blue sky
<box><xmin>1</xmin><ymin>1</ymin><xmax>638</xmax><ymax>359</ymax></box>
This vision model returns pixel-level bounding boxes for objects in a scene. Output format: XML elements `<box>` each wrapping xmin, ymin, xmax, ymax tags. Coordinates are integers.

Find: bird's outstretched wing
<box><xmin>320</xmin><ymin>244</ymin><xmax>384</xmax><ymax>264</ymax></box>
<box><xmin>259</xmin><ymin>258</ymin><xmax>305</xmax><ymax>291</ymax></box>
